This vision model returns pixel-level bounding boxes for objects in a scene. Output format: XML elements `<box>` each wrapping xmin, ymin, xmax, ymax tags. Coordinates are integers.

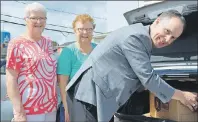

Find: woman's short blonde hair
<box><xmin>24</xmin><ymin>2</ymin><xmax>47</xmax><ymax>18</ymax></box>
<box><xmin>72</xmin><ymin>14</ymin><xmax>95</xmax><ymax>29</ymax></box>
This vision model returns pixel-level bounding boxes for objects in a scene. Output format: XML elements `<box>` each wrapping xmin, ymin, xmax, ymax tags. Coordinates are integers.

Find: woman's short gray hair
<box><xmin>24</xmin><ymin>2</ymin><xmax>47</xmax><ymax>18</ymax></box>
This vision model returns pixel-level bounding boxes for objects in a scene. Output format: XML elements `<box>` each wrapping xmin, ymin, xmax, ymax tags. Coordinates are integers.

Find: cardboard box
<box><xmin>150</xmin><ymin>93</ymin><xmax>198</xmax><ymax>122</ymax></box>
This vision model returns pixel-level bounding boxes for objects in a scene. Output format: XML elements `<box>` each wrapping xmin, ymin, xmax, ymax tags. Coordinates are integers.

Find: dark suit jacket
<box><xmin>66</xmin><ymin>23</ymin><xmax>175</xmax><ymax>121</ymax></box>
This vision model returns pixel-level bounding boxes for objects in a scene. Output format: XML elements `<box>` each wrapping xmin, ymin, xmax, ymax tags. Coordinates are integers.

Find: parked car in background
<box><xmin>1</xmin><ymin>59</ymin><xmax>14</xmax><ymax>121</ymax></box>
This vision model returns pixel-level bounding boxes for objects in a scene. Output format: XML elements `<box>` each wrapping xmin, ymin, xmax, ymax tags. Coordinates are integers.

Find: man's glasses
<box><xmin>27</xmin><ymin>17</ymin><xmax>47</xmax><ymax>22</ymax></box>
<box><xmin>77</xmin><ymin>28</ymin><xmax>93</xmax><ymax>33</ymax></box>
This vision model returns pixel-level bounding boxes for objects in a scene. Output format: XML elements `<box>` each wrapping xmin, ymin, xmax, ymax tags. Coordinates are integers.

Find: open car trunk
<box><xmin>114</xmin><ymin>1</ymin><xmax>197</xmax><ymax>122</ymax></box>
<box><xmin>114</xmin><ymin>79</ymin><xmax>197</xmax><ymax>122</ymax></box>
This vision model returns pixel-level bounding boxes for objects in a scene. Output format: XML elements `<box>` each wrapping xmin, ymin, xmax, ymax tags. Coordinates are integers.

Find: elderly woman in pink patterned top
<box><xmin>6</xmin><ymin>2</ymin><xmax>57</xmax><ymax>122</ymax></box>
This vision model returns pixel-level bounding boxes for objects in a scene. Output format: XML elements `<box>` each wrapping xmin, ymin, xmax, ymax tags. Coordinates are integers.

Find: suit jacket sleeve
<box><xmin>121</xmin><ymin>35</ymin><xmax>175</xmax><ymax>103</ymax></box>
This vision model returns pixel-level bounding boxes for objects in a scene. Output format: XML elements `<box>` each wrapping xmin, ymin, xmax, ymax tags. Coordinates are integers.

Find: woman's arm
<box><xmin>58</xmin><ymin>74</ymin><xmax>70</xmax><ymax>122</ymax></box>
<box><xmin>6</xmin><ymin>68</ymin><xmax>26</xmax><ymax>121</ymax></box>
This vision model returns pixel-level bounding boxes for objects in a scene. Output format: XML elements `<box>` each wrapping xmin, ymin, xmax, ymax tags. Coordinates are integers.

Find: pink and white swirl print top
<box><xmin>6</xmin><ymin>36</ymin><xmax>57</xmax><ymax>115</ymax></box>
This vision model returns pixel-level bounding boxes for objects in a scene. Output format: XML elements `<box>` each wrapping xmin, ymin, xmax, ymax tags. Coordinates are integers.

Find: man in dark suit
<box><xmin>65</xmin><ymin>10</ymin><xmax>198</xmax><ymax>122</ymax></box>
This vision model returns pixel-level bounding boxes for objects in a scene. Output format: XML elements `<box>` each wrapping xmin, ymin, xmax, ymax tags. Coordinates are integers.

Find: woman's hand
<box><xmin>6</xmin><ymin>69</ymin><xmax>27</xmax><ymax>121</ymax></box>
<box><xmin>65</xmin><ymin>109</ymin><xmax>70</xmax><ymax>122</ymax></box>
<box><xmin>12</xmin><ymin>112</ymin><xmax>27</xmax><ymax>122</ymax></box>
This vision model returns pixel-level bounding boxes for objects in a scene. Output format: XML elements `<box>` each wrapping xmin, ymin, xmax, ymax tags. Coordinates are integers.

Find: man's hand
<box><xmin>65</xmin><ymin>109</ymin><xmax>70</xmax><ymax>122</ymax></box>
<box><xmin>181</xmin><ymin>91</ymin><xmax>198</xmax><ymax>111</ymax></box>
<box><xmin>173</xmin><ymin>90</ymin><xmax>198</xmax><ymax>111</ymax></box>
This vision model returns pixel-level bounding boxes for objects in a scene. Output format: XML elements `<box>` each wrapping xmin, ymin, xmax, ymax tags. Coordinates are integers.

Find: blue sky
<box><xmin>1</xmin><ymin>1</ymin><xmax>146</xmax><ymax>45</ymax></box>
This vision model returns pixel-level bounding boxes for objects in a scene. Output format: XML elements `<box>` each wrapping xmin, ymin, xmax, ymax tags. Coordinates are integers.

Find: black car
<box><xmin>114</xmin><ymin>1</ymin><xmax>197</xmax><ymax>122</ymax></box>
